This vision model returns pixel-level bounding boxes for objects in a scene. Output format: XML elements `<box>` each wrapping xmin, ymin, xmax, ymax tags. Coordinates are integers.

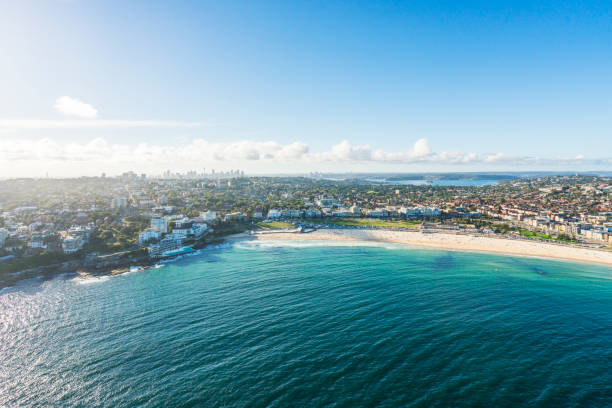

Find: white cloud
<box><xmin>315</xmin><ymin>139</ymin><xmax>478</xmax><ymax>164</ymax></box>
<box><xmin>54</xmin><ymin>96</ymin><xmax>98</xmax><ymax>118</ymax></box>
<box><xmin>0</xmin><ymin>96</ymin><xmax>207</xmax><ymax>130</ymax></box>
<box><xmin>316</xmin><ymin>138</ymin><xmax>433</xmax><ymax>163</ymax></box>
<box><xmin>0</xmin><ymin>119</ymin><xmax>206</xmax><ymax>130</ymax></box>
<box><xmin>0</xmin><ymin>138</ymin><xmax>310</xmax><ymax>164</ymax></box>
<box><xmin>0</xmin><ymin>137</ymin><xmax>610</xmax><ymax>177</ymax></box>
<box><xmin>411</xmin><ymin>138</ymin><xmax>431</xmax><ymax>157</ymax></box>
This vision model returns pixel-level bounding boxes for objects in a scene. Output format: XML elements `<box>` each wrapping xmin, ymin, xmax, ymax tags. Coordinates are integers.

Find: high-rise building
<box><xmin>151</xmin><ymin>217</ymin><xmax>168</xmax><ymax>233</ymax></box>
<box><xmin>0</xmin><ymin>228</ymin><xmax>8</xmax><ymax>247</ymax></box>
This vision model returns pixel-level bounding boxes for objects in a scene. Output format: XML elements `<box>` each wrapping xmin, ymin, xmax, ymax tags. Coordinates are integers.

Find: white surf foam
<box><xmin>74</xmin><ymin>275</ymin><xmax>111</xmax><ymax>285</ymax></box>
<box><xmin>236</xmin><ymin>239</ymin><xmax>407</xmax><ymax>251</ymax></box>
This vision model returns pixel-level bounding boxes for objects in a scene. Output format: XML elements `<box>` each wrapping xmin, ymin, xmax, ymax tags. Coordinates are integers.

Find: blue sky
<box><xmin>1</xmin><ymin>0</ymin><xmax>611</xmax><ymax>176</ymax></box>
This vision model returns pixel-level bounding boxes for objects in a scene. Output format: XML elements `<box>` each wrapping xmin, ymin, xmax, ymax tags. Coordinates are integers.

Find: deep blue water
<box><xmin>1</xmin><ymin>240</ymin><xmax>611</xmax><ymax>407</ymax></box>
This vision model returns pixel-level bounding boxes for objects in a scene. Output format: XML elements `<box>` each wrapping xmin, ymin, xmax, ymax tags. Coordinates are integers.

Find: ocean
<box><xmin>1</xmin><ymin>240</ymin><xmax>611</xmax><ymax>407</ymax></box>
<box><xmin>364</xmin><ymin>178</ymin><xmax>503</xmax><ymax>186</ymax></box>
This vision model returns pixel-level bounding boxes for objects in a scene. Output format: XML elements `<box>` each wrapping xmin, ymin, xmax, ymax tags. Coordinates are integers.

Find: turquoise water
<box><xmin>1</xmin><ymin>240</ymin><xmax>611</xmax><ymax>407</ymax></box>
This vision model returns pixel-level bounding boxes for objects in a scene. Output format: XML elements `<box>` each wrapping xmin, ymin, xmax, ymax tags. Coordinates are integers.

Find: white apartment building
<box><xmin>138</xmin><ymin>229</ymin><xmax>162</xmax><ymax>246</ymax></box>
<box><xmin>200</xmin><ymin>211</ymin><xmax>217</xmax><ymax>222</ymax></box>
<box><xmin>332</xmin><ymin>208</ymin><xmax>351</xmax><ymax>217</ymax></box>
<box><xmin>283</xmin><ymin>209</ymin><xmax>303</xmax><ymax>218</ymax></box>
<box><xmin>400</xmin><ymin>206</ymin><xmax>441</xmax><ymax>217</ymax></box>
<box><xmin>27</xmin><ymin>235</ymin><xmax>47</xmax><ymax>249</ymax></box>
<box><xmin>304</xmin><ymin>209</ymin><xmax>322</xmax><ymax>218</ymax></box>
<box><xmin>147</xmin><ymin>234</ymin><xmax>185</xmax><ymax>258</ymax></box>
<box><xmin>316</xmin><ymin>198</ymin><xmax>339</xmax><ymax>208</ymax></box>
<box><xmin>0</xmin><ymin>228</ymin><xmax>8</xmax><ymax>247</ymax></box>
<box><xmin>267</xmin><ymin>209</ymin><xmax>282</xmax><ymax>219</ymax></box>
<box><xmin>172</xmin><ymin>222</ymin><xmax>208</xmax><ymax>239</ymax></box>
<box><xmin>151</xmin><ymin>217</ymin><xmax>169</xmax><ymax>233</ymax></box>
<box><xmin>62</xmin><ymin>235</ymin><xmax>82</xmax><ymax>254</ymax></box>
<box><xmin>367</xmin><ymin>209</ymin><xmax>388</xmax><ymax>218</ymax></box>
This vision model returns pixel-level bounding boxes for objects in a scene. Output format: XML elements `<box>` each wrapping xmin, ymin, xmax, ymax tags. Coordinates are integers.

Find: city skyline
<box><xmin>2</xmin><ymin>1</ymin><xmax>612</xmax><ymax>177</ymax></box>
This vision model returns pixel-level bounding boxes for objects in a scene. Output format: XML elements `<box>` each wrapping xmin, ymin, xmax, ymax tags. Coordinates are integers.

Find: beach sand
<box><xmin>246</xmin><ymin>229</ymin><xmax>612</xmax><ymax>267</ymax></box>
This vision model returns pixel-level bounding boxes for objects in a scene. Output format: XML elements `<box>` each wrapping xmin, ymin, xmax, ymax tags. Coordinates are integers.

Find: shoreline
<box><xmin>0</xmin><ymin>239</ymin><xmax>232</xmax><ymax>291</ymax></box>
<box><xmin>3</xmin><ymin>228</ymin><xmax>610</xmax><ymax>292</ymax></box>
<box><xmin>245</xmin><ymin>229</ymin><xmax>612</xmax><ymax>267</ymax></box>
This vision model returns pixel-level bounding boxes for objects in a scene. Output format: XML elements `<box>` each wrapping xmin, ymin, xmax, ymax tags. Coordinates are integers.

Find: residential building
<box><xmin>147</xmin><ymin>234</ymin><xmax>185</xmax><ymax>258</ymax></box>
<box><xmin>349</xmin><ymin>205</ymin><xmax>362</xmax><ymax>216</ymax></box>
<box><xmin>367</xmin><ymin>209</ymin><xmax>388</xmax><ymax>218</ymax></box>
<box><xmin>283</xmin><ymin>209</ymin><xmax>303</xmax><ymax>218</ymax></box>
<box><xmin>223</xmin><ymin>212</ymin><xmax>243</xmax><ymax>222</ymax></box>
<box><xmin>200</xmin><ymin>210</ymin><xmax>217</xmax><ymax>222</ymax></box>
<box><xmin>138</xmin><ymin>229</ymin><xmax>162</xmax><ymax>246</ymax></box>
<box><xmin>172</xmin><ymin>222</ymin><xmax>209</xmax><ymax>238</ymax></box>
<box><xmin>27</xmin><ymin>234</ymin><xmax>47</xmax><ymax>249</ymax></box>
<box><xmin>267</xmin><ymin>209</ymin><xmax>282</xmax><ymax>219</ymax></box>
<box><xmin>304</xmin><ymin>209</ymin><xmax>321</xmax><ymax>218</ymax></box>
<box><xmin>332</xmin><ymin>208</ymin><xmax>351</xmax><ymax>217</ymax></box>
<box><xmin>62</xmin><ymin>235</ymin><xmax>82</xmax><ymax>254</ymax></box>
<box><xmin>0</xmin><ymin>228</ymin><xmax>7</xmax><ymax>247</ymax></box>
<box><xmin>111</xmin><ymin>197</ymin><xmax>128</xmax><ymax>209</ymax></box>
<box><xmin>151</xmin><ymin>217</ymin><xmax>169</xmax><ymax>233</ymax></box>
<box><xmin>316</xmin><ymin>198</ymin><xmax>339</xmax><ymax>208</ymax></box>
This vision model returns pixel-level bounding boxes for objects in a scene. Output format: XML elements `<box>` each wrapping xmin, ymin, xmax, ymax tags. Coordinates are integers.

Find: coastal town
<box><xmin>1</xmin><ymin>173</ymin><xmax>611</xmax><ymax>276</ymax></box>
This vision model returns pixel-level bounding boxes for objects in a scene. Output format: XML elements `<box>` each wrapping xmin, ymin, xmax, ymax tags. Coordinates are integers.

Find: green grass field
<box><xmin>255</xmin><ymin>221</ymin><xmax>296</xmax><ymax>229</ymax></box>
<box><xmin>519</xmin><ymin>229</ymin><xmax>576</xmax><ymax>243</ymax></box>
<box><xmin>304</xmin><ymin>218</ymin><xmax>421</xmax><ymax>228</ymax></box>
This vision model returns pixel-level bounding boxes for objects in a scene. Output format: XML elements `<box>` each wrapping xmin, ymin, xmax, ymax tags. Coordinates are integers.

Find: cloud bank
<box><xmin>0</xmin><ymin>137</ymin><xmax>610</xmax><ymax>172</ymax></box>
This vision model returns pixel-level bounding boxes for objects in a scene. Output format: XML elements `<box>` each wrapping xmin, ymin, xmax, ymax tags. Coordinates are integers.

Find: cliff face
<box><xmin>0</xmin><ymin>253</ymin><xmax>152</xmax><ymax>289</ymax></box>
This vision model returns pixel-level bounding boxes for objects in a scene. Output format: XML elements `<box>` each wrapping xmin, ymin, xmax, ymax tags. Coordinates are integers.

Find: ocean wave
<box><xmin>204</xmin><ymin>242</ymin><xmax>233</xmax><ymax>251</ymax></box>
<box><xmin>74</xmin><ymin>275</ymin><xmax>111</xmax><ymax>285</ymax></box>
<box><xmin>236</xmin><ymin>239</ymin><xmax>406</xmax><ymax>251</ymax></box>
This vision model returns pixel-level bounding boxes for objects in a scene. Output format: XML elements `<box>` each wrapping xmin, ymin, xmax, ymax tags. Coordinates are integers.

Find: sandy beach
<box><xmin>247</xmin><ymin>229</ymin><xmax>612</xmax><ymax>267</ymax></box>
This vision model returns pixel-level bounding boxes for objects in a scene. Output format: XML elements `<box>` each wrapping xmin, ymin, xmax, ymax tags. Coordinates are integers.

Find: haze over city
<box><xmin>2</xmin><ymin>0</ymin><xmax>612</xmax><ymax>177</ymax></box>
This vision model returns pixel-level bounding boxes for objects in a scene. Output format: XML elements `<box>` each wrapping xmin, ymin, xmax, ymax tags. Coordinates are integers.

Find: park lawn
<box><xmin>519</xmin><ymin>229</ymin><xmax>576</xmax><ymax>243</ymax></box>
<box><xmin>520</xmin><ymin>230</ymin><xmax>540</xmax><ymax>238</ymax></box>
<box><xmin>305</xmin><ymin>218</ymin><xmax>421</xmax><ymax>228</ymax></box>
<box><xmin>255</xmin><ymin>221</ymin><xmax>295</xmax><ymax>230</ymax></box>
<box><xmin>520</xmin><ymin>230</ymin><xmax>557</xmax><ymax>240</ymax></box>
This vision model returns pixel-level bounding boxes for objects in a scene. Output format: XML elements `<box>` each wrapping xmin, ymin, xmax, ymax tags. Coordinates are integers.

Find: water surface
<box><xmin>366</xmin><ymin>178</ymin><xmax>502</xmax><ymax>186</ymax></box>
<box><xmin>1</xmin><ymin>241</ymin><xmax>611</xmax><ymax>407</ymax></box>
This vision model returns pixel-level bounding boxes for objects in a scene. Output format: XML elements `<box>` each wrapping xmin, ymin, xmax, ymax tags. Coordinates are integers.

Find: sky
<box><xmin>1</xmin><ymin>0</ymin><xmax>612</xmax><ymax>177</ymax></box>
